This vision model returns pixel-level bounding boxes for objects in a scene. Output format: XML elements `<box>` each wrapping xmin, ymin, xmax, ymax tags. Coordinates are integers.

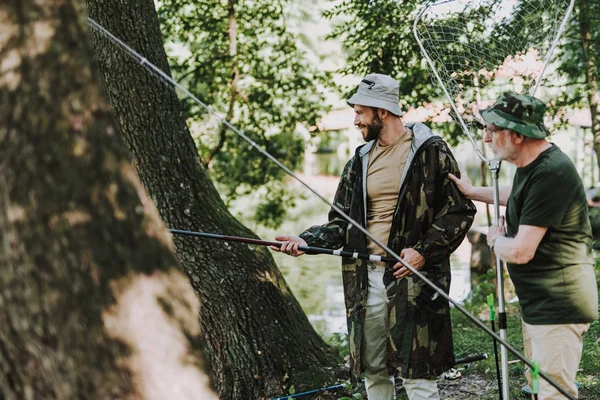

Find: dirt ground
<box><xmin>437</xmin><ymin>374</ymin><xmax>500</xmax><ymax>399</ymax></box>
<box><xmin>392</xmin><ymin>372</ymin><xmax>511</xmax><ymax>400</ymax></box>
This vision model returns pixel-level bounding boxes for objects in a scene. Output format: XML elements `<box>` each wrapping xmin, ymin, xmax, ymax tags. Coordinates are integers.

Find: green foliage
<box><xmin>451</xmin><ymin>304</ymin><xmax>529</xmax><ymax>399</ymax></box>
<box><xmin>338</xmin><ymin>382</ymin><xmax>364</xmax><ymax>400</ymax></box>
<box><xmin>252</xmin><ymin>181</ymin><xmax>299</xmax><ymax>229</ymax></box>
<box><xmin>577</xmin><ymin>253</ymin><xmax>599</xmax><ymax>395</ymax></box>
<box><xmin>324</xmin><ymin>0</ymin><xmax>439</xmax><ymax>107</ymax></box>
<box><xmin>324</xmin><ymin>332</ymin><xmax>350</xmax><ymax>359</ymax></box>
<box><xmin>464</xmin><ymin>268</ymin><xmax>497</xmax><ymax>312</ymax></box>
<box><xmin>156</xmin><ymin>0</ymin><xmax>330</xmax><ymax>227</ymax></box>
<box><xmin>547</xmin><ymin>0</ymin><xmax>600</xmax><ymax>118</ymax></box>
<box><xmin>326</xmin><ymin>0</ymin><xmax>600</xmax><ymax>149</ymax></box>
<box><xmin>323</xmin><ymin>0</ymin><xmax>510</xmax><ymax>144</ymax></box>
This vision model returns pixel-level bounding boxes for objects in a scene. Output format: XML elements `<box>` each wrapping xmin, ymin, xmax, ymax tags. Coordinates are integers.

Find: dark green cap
<box><xmin>480</xmin><ymin>91</ymin><xmax>550</xmax><ymax>139</ymax></box>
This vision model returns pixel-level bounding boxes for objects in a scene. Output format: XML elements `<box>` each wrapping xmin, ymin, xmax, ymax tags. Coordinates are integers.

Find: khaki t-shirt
<box><xmin>366</xmin><ymin>131</ymin><xmax>413</xmax><ymax>256</ymax></box>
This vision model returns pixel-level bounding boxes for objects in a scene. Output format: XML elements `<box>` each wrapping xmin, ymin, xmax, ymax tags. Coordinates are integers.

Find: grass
<box><xmin>444</xmin><ymin>264</ymin><xmax>600</xmax><ymax>400</ymax></box>
<box><xmin>447</xmin><ymin>304</ymin><xmax>535</xmax><ymax>400</ymax></box>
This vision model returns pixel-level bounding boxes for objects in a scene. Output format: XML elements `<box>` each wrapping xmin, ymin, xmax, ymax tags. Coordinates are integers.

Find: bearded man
<box><xmin>449</xmin><ymin>92</ymin><xmax>598</xmax><ymax>399</ymax></box>
<box><xmin>273</xmin><ymin>74</ymin><xmax>476</xmax><ymax>399</ymax></box>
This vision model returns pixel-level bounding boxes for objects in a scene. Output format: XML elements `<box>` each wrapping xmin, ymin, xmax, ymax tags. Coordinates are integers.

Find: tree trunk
<box><xmin>578</xmin><ymin>0</ymin><xmax>600</xmax><ymax>175</ymax></box>
<box><xmin>84</xmin><ymin>1</ymin><xmax>342</xmax><ymax>398</ymax></box>
<box><xmin>0</xmin><ymin>1</ymin><xmax>217</xmax><ymax>399</ymax></box>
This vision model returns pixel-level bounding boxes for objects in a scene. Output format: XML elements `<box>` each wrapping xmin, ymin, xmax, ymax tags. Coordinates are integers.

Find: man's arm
<box><xmin>270</xmin><ymin>235</ymin><xmax>308</xmax><ymax>257</ymax></box>
<box><xmin>487</xmin><ymin>223</ymin><xmax>547</xmax><ymax>264</ymax></box>
<box><xmin>298</xmin><ymin>157</ymin><xmax>357</xmax><ymax>249</ymax></box>
<box><xmin>448</xmin><ymin>173</ymin><xmax>511</xmax><ymax>205</ymax></box>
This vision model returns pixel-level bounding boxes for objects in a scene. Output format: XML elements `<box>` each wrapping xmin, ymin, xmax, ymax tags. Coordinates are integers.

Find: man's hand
<box><xmin>270</xmin><ymin>235</ymin><xmax>307</xmax><ymax>257</ymax></box>
<box><xmin>487</xmin><ymin>216</ymin><xmax>506</xmax><ymax>248</ymax></box>
<box><xmin>392</xmin><ymin>248</ymin><xmax>425</xmax><ymax>279</ymax></box>
<box><xmin>448</xmin><ymin>172</ymin><xmax>474</xmax><ymax>198</ymax></box>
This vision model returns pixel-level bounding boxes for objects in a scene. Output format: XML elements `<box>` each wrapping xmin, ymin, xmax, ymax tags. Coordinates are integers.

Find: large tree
<box><xmin>0</xmin><ymin>0</ymin><xmax>217</xmax><ymax>398</ymax></box>
<box><xmin>84</xmin><ymin>0</ymin><xmax>342</xmax><ymax>398</ymax></box>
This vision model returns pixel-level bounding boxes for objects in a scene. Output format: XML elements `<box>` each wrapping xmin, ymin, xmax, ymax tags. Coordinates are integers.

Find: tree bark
<box><xmin>0</xmin><ymin>1</ymin><xmax>217</xmax><ymax>399</ymax></box>
<box><xmin>578</xmin><ymin>0</ymin><xmax>600</xmax><ymax>174</ymax></box>
<box><xmin>84</xmin><ymin>1</ymin><xmax>342</xmax><ymax>398</ymax></box>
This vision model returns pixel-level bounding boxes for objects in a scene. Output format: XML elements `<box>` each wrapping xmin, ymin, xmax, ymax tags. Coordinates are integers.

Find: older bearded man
<box><xmin>449</xmin><ymin>91</ymin><xmax>598</xmax><ymax>399</ymax></box>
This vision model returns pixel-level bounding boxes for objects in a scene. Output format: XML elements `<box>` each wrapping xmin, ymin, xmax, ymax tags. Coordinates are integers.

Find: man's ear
<box><xmin>378</xmin><ymin>108</ymin><xmax>388</xmax><ymax>120</ymax></box>
<box><xmin>511</xmin><ymin>131</ymin><xmax>525</xmax><ymax>144</ymax></box>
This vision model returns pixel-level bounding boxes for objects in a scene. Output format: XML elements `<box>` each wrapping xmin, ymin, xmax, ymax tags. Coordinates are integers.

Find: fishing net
<box><xmin>414</xmin><ymin>0</ymin><xmax>574</xmax><ymax>145</ymax></box>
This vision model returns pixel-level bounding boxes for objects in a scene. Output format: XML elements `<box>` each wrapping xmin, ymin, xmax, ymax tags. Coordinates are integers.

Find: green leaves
<box><xmin>327</xmin><ymin>0</ymin><xmax>599</xmax><ymax>145</ymax></box>
<box><xmin>326</xmin><ymin>0</ymin><xmax>452</xmax><ymax>134</ymax></box>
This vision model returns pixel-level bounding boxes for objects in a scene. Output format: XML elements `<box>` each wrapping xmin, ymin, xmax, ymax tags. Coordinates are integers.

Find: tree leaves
<box><xmin>158</xmin><ymin>0</ymin><xmax>330</xmax><ymax>227</ymax></box>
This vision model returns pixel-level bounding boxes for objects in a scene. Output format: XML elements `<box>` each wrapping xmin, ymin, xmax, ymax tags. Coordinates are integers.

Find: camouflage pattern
<box><xmin>299</xmin><ymin>123</ymin><xmax>476</xmax><ymax>382</ymax></box>
<box><xmin>480</xmin><ymin>91</ymin><xmax>550</xmax><ymax>139</ymax></box>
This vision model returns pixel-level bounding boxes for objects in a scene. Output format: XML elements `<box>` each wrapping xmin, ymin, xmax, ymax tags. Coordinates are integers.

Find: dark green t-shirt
<box><xmin>506</xmin><ymin>144</ymin><xmax>598</xmax><ymax>325</ymax></box>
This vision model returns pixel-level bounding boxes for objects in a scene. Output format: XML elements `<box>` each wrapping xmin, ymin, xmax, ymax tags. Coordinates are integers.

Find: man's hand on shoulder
<box><xmin>392</xmin><ymin>248</ymin><xmax>425</xmax><ymax>279</ymax></box>
<box><xmin>448</xmin><ymin>172</ymin><xmax>474</xmax><ymax>198</ymax></box>
<box><xmin>271</xmin><ymin>235</ymin><xmax>307</xmax><ymax>257</ymax></box>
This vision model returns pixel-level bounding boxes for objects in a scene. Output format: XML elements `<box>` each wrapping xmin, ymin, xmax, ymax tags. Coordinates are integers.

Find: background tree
<box><xmin>0</xmin><ymin>1</ymin><xmax>217</xmax><ymax>398</ymax></box>
<box><xmin>550</xmin><ymin>0</ymin><xmax>600</xmax><ymax>173</ymax></box>
<box><xmin>328</xmin><ymin>0</ymin><xmax>600</xmax><ymax>171</ymax></box>
<box><xmin>324</xmin><ymin>2</ymin><xmax>441</xmax><ymax>118</ymax></box>
<box><xmin>156</xmin><ymin>0</ymin><xmax>331</xmax><ymax>228</ymax></box>
<box><xmin>577</xmin><ymin>0</ymin><xmax>600</xmax><ymax>173</ymax></box>
<box><xmin>85</xmin><ymin>0</ymin><xmax>343</xmax><ymax>398</ymax></box>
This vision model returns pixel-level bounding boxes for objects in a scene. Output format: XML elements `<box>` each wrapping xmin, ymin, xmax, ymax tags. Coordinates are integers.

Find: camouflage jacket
<box><xmin>300</xmin><ymin>123</ymin><xmax>476</xmax><ymax>381</ymax></box>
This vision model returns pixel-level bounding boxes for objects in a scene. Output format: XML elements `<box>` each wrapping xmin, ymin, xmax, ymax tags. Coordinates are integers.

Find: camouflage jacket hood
<box><xmin>300</xmin><ymin>122</ymin><xmax>476</xmax><ymax>381</ymax></box>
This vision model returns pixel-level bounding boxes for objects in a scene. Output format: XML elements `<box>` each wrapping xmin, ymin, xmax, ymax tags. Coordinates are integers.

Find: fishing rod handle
<box><xmin>455</xmin><ymin>353</ymin><xmax>488</xmax><ymax>365</ymax></box>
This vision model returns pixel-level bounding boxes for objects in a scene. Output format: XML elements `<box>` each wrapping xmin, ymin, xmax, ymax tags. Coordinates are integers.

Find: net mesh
<box><xmin>414</xmin><ymin>0</ymin><xmax>572</xmax><ymax>142</ymax></box>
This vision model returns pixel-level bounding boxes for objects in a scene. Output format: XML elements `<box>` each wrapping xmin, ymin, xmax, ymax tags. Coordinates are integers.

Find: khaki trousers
<box><xmin>522</xmin><ymin>320</ymin><xmax>589</xmax><ymax>399</ymax></box>
<box><xmin>363</xmin><ymin>266</ymin><xmax>440</xmax><ymax>400</ymax></box>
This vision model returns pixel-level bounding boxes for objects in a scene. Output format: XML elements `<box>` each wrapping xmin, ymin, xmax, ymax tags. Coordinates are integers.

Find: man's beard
<box><xmin>491</xmin><ymin>143</ymin><xmax>517</xmax><ymax>162</ymax></box>
<box><xmin>362</xmin><ymin>112</ymin><xmax>383</xmax><ymax>142</ymax></box>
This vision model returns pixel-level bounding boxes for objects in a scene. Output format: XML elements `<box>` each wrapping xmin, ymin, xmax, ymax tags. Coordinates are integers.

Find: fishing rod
<box><xmin>169</xmin><ymin>229</ymin><xmax>399</xmax><ymax>263</ymax></box>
